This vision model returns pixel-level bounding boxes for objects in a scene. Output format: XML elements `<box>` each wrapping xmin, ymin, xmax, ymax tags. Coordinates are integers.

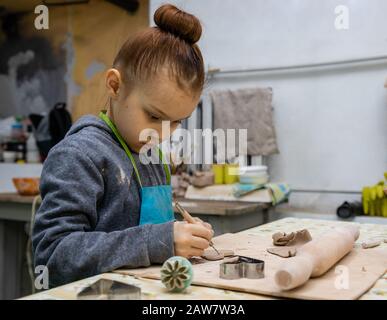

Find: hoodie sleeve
<box><xmin>32</xmin><ymin>144</ymin><xmax>174</xmax><ymax>288</ymax></box>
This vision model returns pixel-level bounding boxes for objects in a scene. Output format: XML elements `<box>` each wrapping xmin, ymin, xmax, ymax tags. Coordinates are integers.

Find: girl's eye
<box><xmin>148</xmin><ymin>112</ymin><xmax>160</xmax><ymax>121</ymax></box>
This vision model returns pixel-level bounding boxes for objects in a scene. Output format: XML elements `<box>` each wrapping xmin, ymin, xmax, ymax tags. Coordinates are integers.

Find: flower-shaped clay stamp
<box><xmin>160</xmin><ymin>256</ymin><xmax>193</xmax><ymax>292</ymax></box>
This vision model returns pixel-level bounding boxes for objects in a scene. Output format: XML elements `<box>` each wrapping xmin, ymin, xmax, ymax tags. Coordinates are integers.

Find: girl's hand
<box><xmin>173</xmin><ymin>221</ymin><xmax>213</xmax><ymax>258</ymax></box>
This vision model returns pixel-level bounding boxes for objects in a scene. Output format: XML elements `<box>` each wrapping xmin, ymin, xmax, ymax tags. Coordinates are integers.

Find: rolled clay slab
<box><xmin>274</xmin><ymin>225</ymin><xmax>360</xmax><ymax>291</ymax></box>
<box><xmin>202</xmin><ymin>249</ymin><xmax>235</xmax><ymax>261</ymax></box>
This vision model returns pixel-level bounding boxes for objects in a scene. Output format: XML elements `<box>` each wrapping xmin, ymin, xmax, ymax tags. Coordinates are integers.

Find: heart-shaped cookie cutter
<box><xmin>219</xmin><ymin>255</ymin><xmax>265</xmax><ymax>280</ymax></box>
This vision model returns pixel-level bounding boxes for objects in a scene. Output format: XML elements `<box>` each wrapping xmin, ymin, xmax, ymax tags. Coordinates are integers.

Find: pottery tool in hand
<box><xmin>174</xmin><ymin>201</ymin><xmax>220</xmax><ymax>255</ymax></box>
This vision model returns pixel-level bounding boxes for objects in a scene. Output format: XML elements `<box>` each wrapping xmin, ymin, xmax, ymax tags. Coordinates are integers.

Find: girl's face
<box><xmin>106</xmin><ymin>68</ymin><xmax>200</xmax><ymax>153</ymax></box>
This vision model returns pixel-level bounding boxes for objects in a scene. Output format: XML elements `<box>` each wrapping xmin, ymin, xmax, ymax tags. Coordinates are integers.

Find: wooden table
<box><xmin>21</xmin><ymin>218</ymin><xmax>387</xmax><ymax>300</ymax></box>
<box><xmin>0</xmin><ymin>193</ymin><xmax>37</xmax><ymax>222</ymax></box>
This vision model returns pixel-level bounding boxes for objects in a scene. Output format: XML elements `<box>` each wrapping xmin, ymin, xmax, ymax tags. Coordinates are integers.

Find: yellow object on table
<box><xmin>212</xmin><ymin>164</ymin><xmax>239</xmax><ymax>184</ymax></box>
<box><xmin>362</xmin><ymin>172</ymin><xmax>387</xmax><ymax>217</ymax></box>
<box><xmin>224</xmin><ymin>164</ymin><xmax>239</xmax><ymax>184</ymax></box>
<box><xmin>212</xmin><ymin>164</ymin><xmax>224</xmax><ymax>184</ymax></box>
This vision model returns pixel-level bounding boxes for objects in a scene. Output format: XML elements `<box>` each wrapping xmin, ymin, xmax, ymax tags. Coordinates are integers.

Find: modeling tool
<box><xmin>174</xmin><ymin>201</ymin><xmax>220</xmax><ymax>255</ymax></box>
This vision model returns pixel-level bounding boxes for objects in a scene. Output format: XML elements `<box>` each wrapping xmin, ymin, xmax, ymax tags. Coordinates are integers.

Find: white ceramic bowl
<box><xmin>239</xmin><ymin>174</ymin><xmax>269</xmax><ymax>185</ymax></box>
<box><xmin>238</xmin><ymin>165</ymin><xmax>269</xmax><ymax>184</ymax></box>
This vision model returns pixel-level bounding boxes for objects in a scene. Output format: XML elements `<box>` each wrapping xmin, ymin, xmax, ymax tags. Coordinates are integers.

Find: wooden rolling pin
<box><xmin>274</xmin><ymin>225</ymin><xmax>360</xmax><ymax>290</ymax></box>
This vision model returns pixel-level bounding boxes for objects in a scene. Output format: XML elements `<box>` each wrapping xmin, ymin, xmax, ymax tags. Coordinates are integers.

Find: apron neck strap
<box><xmin>158</xmin><ymin>147</ymin><xmax>171</xmax><ymax>185</ymax></box>
<box><xmin>99</xmin><ymin>111</ymin><xmax>170</xmax><ymax>187</ymax></box>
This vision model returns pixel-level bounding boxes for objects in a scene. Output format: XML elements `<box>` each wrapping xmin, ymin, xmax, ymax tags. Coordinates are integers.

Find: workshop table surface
<box><xmin>173</xmin><ymin>198</ymin><xmax>270</xmax><ymax>216</ymax></box>
<box><xmin>0</xmin><ymin>193</ymin><xmax>37</xmax><ymax>204</ymax></box>
<box><xmin>0</xmin><ymin>193</ymin><xmax>269</xmax><ymax>213</ymax></box>
<box><xmin>21</xmin><ymin>217</ymin><xmax>387</xmax><ymax>300</ymax></box>
<box><xmin>0</xmin><ymin>192</ymin><xmax>39</xmax><ymax>222</ymax></box>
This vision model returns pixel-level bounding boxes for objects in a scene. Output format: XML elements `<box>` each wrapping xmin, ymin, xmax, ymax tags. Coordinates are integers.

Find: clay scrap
<box><xmin>267</xmin><ymin>229</ymin><xmax>312</xmax><ymax>258</ymax></box>
<box><xmin>267</xmin><ymin>246</ymin><xmax>297</xmax><ymax>258</ymax></box>
<box><xmin>202</xmin><ymin>249</ymin><xmax>235</xmax><ymax>261</ymax></box>
<box><xmin>272</xmin><ymin>229</ymin><xmax>312</xmax><ymax>246</ymax></box>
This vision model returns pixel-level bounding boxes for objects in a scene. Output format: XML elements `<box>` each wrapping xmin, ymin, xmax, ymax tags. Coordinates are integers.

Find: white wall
<box><xmin>150</xmin><ymin>0</ymin><xmax>387</xmax><ymax>213</ymax></box>
<box><xmin>151</xmin><ymin>0</ymin><xmax>387</xmax><ymax>69</ymax></box>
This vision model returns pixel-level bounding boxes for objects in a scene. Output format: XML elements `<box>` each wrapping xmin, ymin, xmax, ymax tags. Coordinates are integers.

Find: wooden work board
<box><xmin>116</xmin><ymin>231</ymin><xmax>387</xmax><ymax>300</ymax></box>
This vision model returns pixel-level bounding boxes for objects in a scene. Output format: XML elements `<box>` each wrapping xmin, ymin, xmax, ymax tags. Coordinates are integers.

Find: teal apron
<box><xmin>99</xmin><ymin>111</ymin><xmax>174</xmax><ymax>225</ymax></box>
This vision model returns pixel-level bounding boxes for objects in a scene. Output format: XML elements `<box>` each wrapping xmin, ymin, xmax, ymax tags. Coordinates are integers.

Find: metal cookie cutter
<box><xmin>77</xmin><ymin>279</ymin><xmax>141</xmax><ymax>300</ymax></box>
<box><xmin>219</xmin><ymin>256</ymin><xmax>265</xmax><ymax>280</ymax></box>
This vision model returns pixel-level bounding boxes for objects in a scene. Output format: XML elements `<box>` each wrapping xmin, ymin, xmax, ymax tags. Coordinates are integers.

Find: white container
<box><xmin>3</xmin><ymin>151</ymin><xmax>16</xmax><ymax>163</ymax></box>
<box><xmin>27</xmin><ymin>151</ymin><xmax>40</xmax><ymax>163</ymax></box>
<box><xmin>239</xmin><ymin>165</ymin><xmax>267</xmax><ymax>174</ymax></box>
<box><xmin>239</xmin><ymin>174</ymin><xmax>269</xmax><ymax>185</ymax></box>
<box><xmin>238</xmin><ymin>165</ymin><xmax>269</xmax><ymax>184</ymax></box>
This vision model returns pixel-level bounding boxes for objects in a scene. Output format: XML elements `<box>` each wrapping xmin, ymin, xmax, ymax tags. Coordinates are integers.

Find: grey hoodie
<box><xmin>32</xmin><ymin>115</ymin><xmax>174</xmax><ymax>288</ymax></box>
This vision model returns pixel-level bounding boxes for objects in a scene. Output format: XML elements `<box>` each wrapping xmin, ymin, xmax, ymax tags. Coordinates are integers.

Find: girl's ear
<box><xmin>106</xmin><ymin>68</ymin><xmax>122</xmax><ymax>99</ymax></box>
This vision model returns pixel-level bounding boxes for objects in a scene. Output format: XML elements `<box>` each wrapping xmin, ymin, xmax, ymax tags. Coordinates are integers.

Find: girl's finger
<box><xmin>194</xmin><ymin>217</ymin><xmax>213</xmax><ymax>231</ymax></box>
<box><xmin>203</xmin><ymin>222</ymin><xmax>213</xmax><ymax>230</ymax></box>
<box><xmin>188</xmin><ymin>223</ymin><xmax>213</xmax><ymax>241</ymax></box>
<box><xmin>190</xmin><ymin>235</ymin><xmax>210</xmax><ymax>250</ymax></box>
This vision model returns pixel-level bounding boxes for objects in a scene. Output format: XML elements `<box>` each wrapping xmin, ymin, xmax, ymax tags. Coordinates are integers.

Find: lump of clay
<box><xmin>190</xmin><ymin>171</ymin><xmax>214</xmax><ymax>187</ymax></box>
<box><xmin>202</xmin><ymin>249</ymin><xmax>235</xmax><ymax>261</ymax></box>
<box><xmin>272</xmin><ymin>229</ymin><xmax>312</xmax><ymax>247</ymax></box>
<box><xmin>222</xmin><ymin>255</ymin><xmax>240</xmax><ymax>263</ymax></box>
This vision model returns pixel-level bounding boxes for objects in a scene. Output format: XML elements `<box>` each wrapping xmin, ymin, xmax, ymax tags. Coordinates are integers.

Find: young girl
<box><xmin>32</xmin><ymin>4</ymin><xmax>213</xmax><ymax>288</ymax></box>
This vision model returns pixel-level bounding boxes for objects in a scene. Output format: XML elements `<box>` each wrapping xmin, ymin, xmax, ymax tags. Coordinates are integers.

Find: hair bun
<box><xmin>154</xmin><ymin>4</ymin><xmax>202</xmax><ymax>45</ymax></box>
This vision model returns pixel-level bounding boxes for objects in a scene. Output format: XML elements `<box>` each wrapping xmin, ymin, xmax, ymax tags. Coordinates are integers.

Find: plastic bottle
<box><xmin>10</xmin><ymin>117</ymin><xmax>25</xmax><ymax>142</ymax></box>
<box><xmin>26</xmin><ymin>132</ymin><xmax>40</xmax><ymax>163</ymax></box>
